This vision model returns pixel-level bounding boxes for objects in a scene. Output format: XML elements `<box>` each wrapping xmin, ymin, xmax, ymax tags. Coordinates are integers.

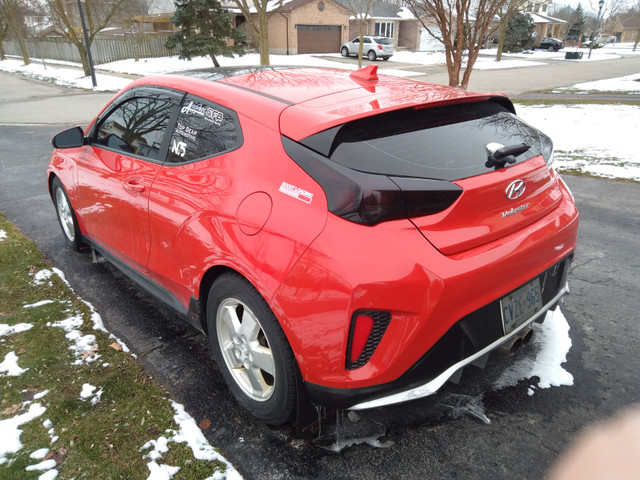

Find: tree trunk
<box><xmin>0</xmin><ymin>42</ymin><xmax>6</xmax><ymax>60</ymax></box>
<box><xmin>259</xmin><ymin>14</ymin><xmax>270</xmax><ymax>65</ymax></box>
<box><xmin>210</xmin><ymin>54</ymin><xmax>220</xmax><ymax>67</ymax></box>
<box><xmin>8</xmin><ymin>22</ymin><xmax>30</xmax><ymax>65</ymax></box>
<box><xmin>496</xmin><ymin>21</ymin><xmax>508</xmax><ymax>61</ymax></box>
<box><xmin>634</xmin><ymin>29</ymin><xmax>639</xmax><ymax>52</ymax></box>
<box><xmin>78</xmin><ymin>44</ymin><xmax>91</xmax><ymax>76</ymax></box>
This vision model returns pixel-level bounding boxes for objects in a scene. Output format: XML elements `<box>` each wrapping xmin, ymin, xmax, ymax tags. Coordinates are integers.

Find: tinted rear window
<box><xmin>375</xmin><ymin>37</ymin><xmax>393</xmax><ymax>45</ymax></box>
<box><xmin>300</xmin><ymin>101</ymin><xmax>547</xmax><ymax>181</ymax></box>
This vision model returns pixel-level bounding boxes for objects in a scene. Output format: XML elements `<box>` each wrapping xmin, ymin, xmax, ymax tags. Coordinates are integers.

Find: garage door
<box><xmin>297</xmin><ymin>25</ymin><xmax>342</xmax><ymax>54</ymax></box>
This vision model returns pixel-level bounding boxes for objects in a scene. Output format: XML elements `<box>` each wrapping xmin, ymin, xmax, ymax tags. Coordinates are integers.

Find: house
<box><xmin>607</xmin><ymin>11</ymin><xmax>640</xmax><ymax>43</ymax></box>
<box><xmin>232</xmin><ymin>0</ymin><xmax>427</xmax><ymax>55</ymax></box>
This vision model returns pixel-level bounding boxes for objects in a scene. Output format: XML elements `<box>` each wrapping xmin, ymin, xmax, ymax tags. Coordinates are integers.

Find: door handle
<box><xmin>124</xmin><ymin>179</ymin><xmax>145</xmax><ymax>193</ymax></box>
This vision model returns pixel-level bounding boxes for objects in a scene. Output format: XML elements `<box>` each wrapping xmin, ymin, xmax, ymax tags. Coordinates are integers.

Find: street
<box><xmin>1</xmin><ymin>67</ymin><xmax>639</xmax><ymax>479</ymax></box>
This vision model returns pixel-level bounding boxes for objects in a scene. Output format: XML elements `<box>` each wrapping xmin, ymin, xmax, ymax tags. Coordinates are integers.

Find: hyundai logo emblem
<box><xmin>505</xmin><ymin>180</ymin><xmax>526</xmax><ymax>200</ymax></box>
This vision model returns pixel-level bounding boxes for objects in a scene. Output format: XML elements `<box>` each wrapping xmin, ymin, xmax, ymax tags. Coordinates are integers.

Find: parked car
<box><xmin>341</xmin><ymin>35</ymin><xmax>394</xmax><ymax>61</ymax></box>
<box><xmin>538</xmin><ymin>37</ymin><xmax>565</xmax><ymax>51</ymax></box>
<box><xmin>48</xmin><ymin>65</ymin><xmax>578</xmax><ymax>425</ymax></box>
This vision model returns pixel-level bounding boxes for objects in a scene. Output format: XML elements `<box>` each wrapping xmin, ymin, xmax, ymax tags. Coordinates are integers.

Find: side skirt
<box><xmin>82</xmin><ymin>236</ymin><xmax>204</xmax><ymax>333</ymax></box>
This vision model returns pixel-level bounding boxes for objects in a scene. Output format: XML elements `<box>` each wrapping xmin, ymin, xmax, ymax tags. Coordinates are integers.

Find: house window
<box><xmin>375</xmin><ymin>21</ymin><xmax>394</xmax><ymax>38</ymax></box>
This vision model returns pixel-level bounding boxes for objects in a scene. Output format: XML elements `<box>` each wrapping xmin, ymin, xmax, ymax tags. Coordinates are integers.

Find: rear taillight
<box><xmin>346</xmin><ymin>311</ymin><xmax>391</xmax><ymax>369</ymax></box>
<box><xmin>282</xmin><ymin>137</ymin><xmax>462</xmax><ymax>226</ymax></box>
<box><xmin>377</xmin><ymin>44</ymin><xmax>382</xmax><ymax>50</ymax></box>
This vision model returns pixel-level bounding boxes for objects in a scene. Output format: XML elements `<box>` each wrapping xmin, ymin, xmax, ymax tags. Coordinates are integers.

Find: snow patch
<box><xmin>517</xmin><ymin>104</ymin><xmax>640</xmax><ymax>182</ymax></box>
<box><xmin>25</xmin><ymin>458</ymin><xmax>57</xmax><ymax>471</ymax></box>
<box><xmin>32</xmin><ymin>269</ymin><xmax>54</xmax><ymax>286</ymax></box>
<box><xmin>23</xmin><ymin>300</ymin><xmax>55</xmax><ymax>309</ymax></box>
<box><xmin>0</xmin><ymin>229</ymin><xmax>7</xmax><ymax>241</ymax></box>
<box><xmin>0</xmin><ymin>403</ymin><xmax>47</xmax><ymax>463</ymax></box>
<box><xmin>30</xmin><ymin>448</ymin><xmax>49</xmax><ymax>460</ymax></box>
<box><xmin>494</xmin><ymin>308</ymin><xmax>574</xmax><ymax>391</ymax></box>
<box><xmin>0</xmin><ymin>351</ymin><xmax>29</xmax><ymax>376</ymax></box>
<box><xmin>140</xmin><ymin>401</ymin><xmax>242</xmax><ymax>480</ymax></box>
<box><xmin>0</xmin><ymin>323</ymin><xmax>33</xmax><ymax>336</ymax></box>
<box><xmin>50</xmin><ymin>315</ymin><xmax>100</xmax><ymax>365</ymax></box>
<box><xmin>79</xmin><ymin>383</ymin><xmax>103</xmax><ymax>405</ymax></box>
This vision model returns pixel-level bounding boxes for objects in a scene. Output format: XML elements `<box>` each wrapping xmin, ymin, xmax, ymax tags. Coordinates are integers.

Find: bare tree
<box><xmin>493</xmin><ymin>0</ymin><xmax>530</xmax><ymax>61</ymax></box>
<box><xmin>406</xmin><ymin>0</ymin><xmax>509</xmax><ymax>89</ymax></box>
<box><xmin>342</xmin><ymin>0</ymin><xmax>375</xmax><ymax>68</ymax></box>
<box><xmin>232</xmin><ymin>0</ymin><xmax>284</xmax><ymax>65</ymax></box>
<box><xmin>43</xmin><ymin>0</ymin><xmax>125</xmax><ymax>75</ymax></box>
<box><xmin>0</xmin><ymin>0</ymin><xmax>30</xmax><ymax>64</ymax></box>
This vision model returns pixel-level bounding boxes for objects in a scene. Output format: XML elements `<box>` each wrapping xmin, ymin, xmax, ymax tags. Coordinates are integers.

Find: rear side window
<box><xmin>167</xmin><ymin>94</ymin><xmax>242</xmax><ymax>163</ymax></box>
<box><xmin>300</xmin><ymin>101</ymin><xmax>548</xmax><ymax>182</ymax></box>
<box><xmin>94</xmin><ymin>94</ymin><xmax>175</xmax><ymax>160</ymax></box>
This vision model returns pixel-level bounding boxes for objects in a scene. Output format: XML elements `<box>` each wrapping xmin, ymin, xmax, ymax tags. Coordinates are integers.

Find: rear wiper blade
<box><xmin>486</xmin><ymin>143</ymin><xmax>531</xmax><ymax>169</ymax></box>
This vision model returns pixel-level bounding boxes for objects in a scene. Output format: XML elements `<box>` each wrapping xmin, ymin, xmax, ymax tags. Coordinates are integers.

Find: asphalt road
<box><xmin>1</xmin><ymin>69</ymin><xmax>639</xmax><ymax>479</ymax></box>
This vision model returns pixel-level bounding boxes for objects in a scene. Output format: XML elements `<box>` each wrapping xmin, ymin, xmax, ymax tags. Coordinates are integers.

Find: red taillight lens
<box><xmin>346</xmin><ymin>311</ymin><xmax>391</xmax><ymax>369</ymax></box>
<box><xmin>377</xmin><ymin>44</ymin><xmax>382</xmax><ymax>50</ymax></box>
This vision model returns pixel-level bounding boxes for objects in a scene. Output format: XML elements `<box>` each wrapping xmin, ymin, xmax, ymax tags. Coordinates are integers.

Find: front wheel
<box><xmin>548</xmin><ymin>46</ymin><xmax>555</xmax><ymax>52</ymax></box>
<box><xmin>341</xmin><ymin>47</ymin><xmax>349</xmax><ymax>57</ymax></box>
<box><xmin>367</xmin><ymin>50</ymin><xmax>377</xmax><ymax>61</ymax></box>
<box><xmin>51</xmin><ymin>177</ymin><xmax>83</xmax><ymax>250</ymax></box>
<box><xmin>207</xmin><ymin>273</ymin><xmax>297</xmax><ymax>424</ymax></box>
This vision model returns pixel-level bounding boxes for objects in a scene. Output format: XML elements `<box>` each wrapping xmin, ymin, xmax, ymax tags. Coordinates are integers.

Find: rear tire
<box><xmin>52</xmin><ymin>177</ymin><xmax>83</xmax><ymax>251</ymax></box>
<box><xmin>206</xmin><ymin>273</ymin><xmax>297</xmax><ymax>424</ymax></box>
<box><xmin>548</xmin><ymin>46</ymin><xmax>554</xmax><ymax>52</ymax></box>
<box><xmin>341</xmin><ymin>47</ymin><xmax>349</xmax><ymax>57</ymax></box>
<box><xmin>367</xmin><ymin>50</ymin><xmax>377</xmax><ymax>61</ymax></box>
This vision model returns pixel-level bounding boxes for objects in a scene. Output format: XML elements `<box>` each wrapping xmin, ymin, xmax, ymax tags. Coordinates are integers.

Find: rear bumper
<box><xmin>304</xmin><ymin>254</ymin><xmax>572</xmax><ymax>410</ymax></box>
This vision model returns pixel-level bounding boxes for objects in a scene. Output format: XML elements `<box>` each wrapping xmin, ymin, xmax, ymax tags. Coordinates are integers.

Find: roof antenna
<box><xmin>350</xmin><ymin>65</ymin><xmax>378</xmax><ymax>82</ymax></box>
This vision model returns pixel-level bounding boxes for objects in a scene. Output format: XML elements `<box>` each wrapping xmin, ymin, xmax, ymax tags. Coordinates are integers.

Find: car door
<box><xmin>145</xmin><ymin>94</ymin><xmax>244</xmax><ymax>302</ymax></box>
<box><xmin>74</xmin><ymin>87</ymin><xmax>182</xmax><ymax>272</ymax></box>
<box><xmin>349</xmin><ymin>37</ymin><xmax>360</xmax><ymax>54</ymax></box>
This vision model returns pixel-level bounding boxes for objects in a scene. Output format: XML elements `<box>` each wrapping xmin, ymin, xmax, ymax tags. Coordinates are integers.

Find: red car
<box><xmin>48</xmin><ymin>66</ymin><xmax>578</xmax><ymax>425</ymax></box>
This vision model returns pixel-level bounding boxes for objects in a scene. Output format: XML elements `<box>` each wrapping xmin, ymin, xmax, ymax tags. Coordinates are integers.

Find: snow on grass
<box><xmin>0</xmin><ymin>351</ymin><xmax>28</xmax><ymax>376</ymax></box>
<box><xmin>30</xmin><ymin>448</ymin><xmax>50</xmax><ymax>460</ymax></box>
<box><xmin>0</xmin><ymin>57</ymin><xmax>130</xmax><ymax>91</ymax></box>
<box><xmin>79</xmin><ymin>383</ymin><xmax>103</xmax><ymax>406</ymax></box>
<box><xmin>0</xmin><ymin>323</ymin><xmax>33</xmax><ymax>336</ymax></box>
<box><xmin>49</xmin><ymin>315</ymin><xmax>100</xmax><ymax>365</ymax></box>
<box><xmin>494</xmin><ymin>308</ymin><xmax>574</xmax><ymax>393</ymax></box>
<box><xmin>23</xmin><ymin>300</ymin><xmax>56</xmax><ymax>309</ymax></box>
<box><xmin>0</xmin><ymin>403</ymin><xmax>47</xmax><ymax>464</ymax></box>
<box><xmin>0</xmin><ymin>229</ymin><xmax>7</xmax><ymax>241</ymax></box>
<box><xmin>554</xmin><ymin>73</ymin><xmax>640</xmax><ymax>94</ymax></box>
<box><xmin>140</xmin><ymin>401</ymin><xmax>242</xmax><ymax>480</ymax></box>
<box><xmin>516</xmin><ymin>103</ymin><xmax>640</xmax><ymax>181</ymax></box>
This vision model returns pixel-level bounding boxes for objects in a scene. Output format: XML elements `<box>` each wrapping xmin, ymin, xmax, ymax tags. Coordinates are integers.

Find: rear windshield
<box><xmin>300</xmin><ymin>101</ymin><xmax>547</xmax><ymax>181</ymax></box>
<box><xmin>375</xmin><ymin>37</ymin><xmax>393</xmax><ymax>45</ymax></box>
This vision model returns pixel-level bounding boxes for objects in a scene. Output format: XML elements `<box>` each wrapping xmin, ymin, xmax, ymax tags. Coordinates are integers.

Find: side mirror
<box><xmin>51</xmin><ymin>126</ymin><xmax>85</xmax><ymax>149</ymax></box>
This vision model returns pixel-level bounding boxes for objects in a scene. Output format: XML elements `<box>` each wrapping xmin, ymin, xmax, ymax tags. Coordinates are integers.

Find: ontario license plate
<box><xmin>500</xmin><ymin>279</ymin><xmax>543</xmax><ymax>335</ymax></box>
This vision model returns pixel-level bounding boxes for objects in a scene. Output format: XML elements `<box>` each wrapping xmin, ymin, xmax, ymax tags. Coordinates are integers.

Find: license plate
<box><xmin>500</xmin><ymin>279</ymin><xmax>543</xmax><ymax>335</ymax></box>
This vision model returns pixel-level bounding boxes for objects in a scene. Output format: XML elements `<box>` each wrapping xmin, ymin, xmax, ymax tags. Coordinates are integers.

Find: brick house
<box><xmin>607</xmin><ymin>12</ymin><xmax>640</xmax><ymax>43</ymax></box>
<box><xmin>234</xmin><ymin>0</ymin><xmax>426</xmax><ymax>54</ymax></box>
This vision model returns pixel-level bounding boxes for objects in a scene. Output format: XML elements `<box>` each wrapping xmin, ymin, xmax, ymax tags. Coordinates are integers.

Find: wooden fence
<box><xmin>2</xmin><ymin>35</ymin><xmax>176</xmax><ymax>65</ymax></box>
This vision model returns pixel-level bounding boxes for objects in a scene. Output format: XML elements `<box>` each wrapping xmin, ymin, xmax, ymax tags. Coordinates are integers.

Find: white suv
<box><xmin>340</xmin><ymin>36</ymin><xmax>394</xmax><ymax>61</ymax></box>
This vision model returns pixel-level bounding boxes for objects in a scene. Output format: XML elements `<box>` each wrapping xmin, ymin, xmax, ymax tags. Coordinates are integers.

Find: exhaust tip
<box><xmin>499</xmin><ymin>327</ymin><xmax>533</xmax><ymax>355</ymax></box>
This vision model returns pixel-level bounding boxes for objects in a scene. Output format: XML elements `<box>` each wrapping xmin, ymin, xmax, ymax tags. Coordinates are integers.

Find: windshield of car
<box><xmin>300</xmin><ymin>101</ymin><xmax>548</xmax><ymax>181</ymax></box>
<box><xmin>374</xmin><ymin>37</ymin><xmax>393</xmax><ymax>45</ymax></box>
